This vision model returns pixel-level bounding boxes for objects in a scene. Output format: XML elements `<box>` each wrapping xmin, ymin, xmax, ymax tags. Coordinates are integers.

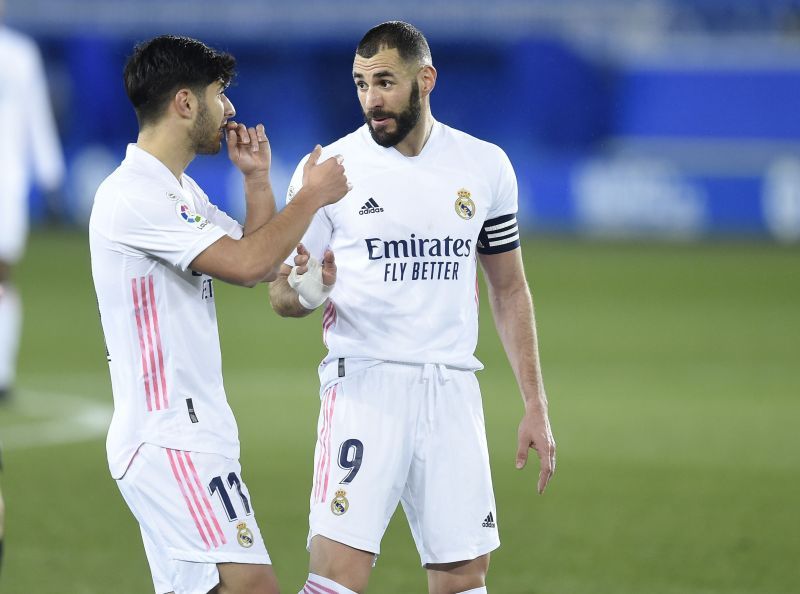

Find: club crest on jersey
<box><xmin>236</xmin><ymin>522</ymin><xmax>255</xmax><ymax>548</ymax></box>
<box><xmin>455</xmin><ymin>189</ymin><xmax>475</xmax><ymax>220</ymax></box>
<box><xmin>331</xmin><ymin>489</ymin><xmax>349</xmax><ymax>516</ymax></box>
<box><xmin>176</xmin><ymin>200</ymin><xmax>211</xmax><ymax>230</ymax></box>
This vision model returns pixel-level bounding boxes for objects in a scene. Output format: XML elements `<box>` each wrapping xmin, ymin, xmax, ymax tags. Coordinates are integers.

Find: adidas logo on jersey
<box><xmin>359</xmin><ymin>198</ymin><xmax>384</xmax><ymax>215</ymax></box>
<box><xmin>482</xmin><ymin>512</ymin><xmax>496</xmax><ymax>528</ymax></box>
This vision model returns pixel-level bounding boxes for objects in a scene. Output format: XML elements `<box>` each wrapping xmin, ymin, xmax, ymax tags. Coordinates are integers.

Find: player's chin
<box><xmin>197</xmin><ymin>141</ymin><xmax>223</xmax><ymax>156</ymax></box>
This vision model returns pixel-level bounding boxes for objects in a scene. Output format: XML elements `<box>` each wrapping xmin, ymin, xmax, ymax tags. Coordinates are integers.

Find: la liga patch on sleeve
<box><xmin>176</xmin><ymin>200</ymin><xmax>212</xmax><ymax>230</ymax></box>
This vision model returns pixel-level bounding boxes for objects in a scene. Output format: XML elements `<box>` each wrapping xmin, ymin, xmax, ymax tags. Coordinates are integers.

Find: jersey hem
<box><xmin>108</xmin><ymin>440</ymin><xmax>241</xmax><ymax>480</ymax></box>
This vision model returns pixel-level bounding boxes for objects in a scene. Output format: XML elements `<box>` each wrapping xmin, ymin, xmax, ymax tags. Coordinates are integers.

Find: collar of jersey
<box><xmin>361</xmin><ymin>118</ymin><xmax>443</xmax><ymax>162</ymax></box>
<box><xmin>125</xmin><ymin>144</ymin><xmax>185</xmax><ymax>190</ymax></box>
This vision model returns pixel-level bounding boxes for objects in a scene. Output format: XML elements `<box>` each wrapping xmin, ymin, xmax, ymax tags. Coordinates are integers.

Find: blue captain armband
<box><xmin>476</xmin><ymin>213</ymin><xmax>520</xmax><ymax>254</ymax></box>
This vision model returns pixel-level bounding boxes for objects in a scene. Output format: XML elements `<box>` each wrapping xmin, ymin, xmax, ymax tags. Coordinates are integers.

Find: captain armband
<box><xmin>476</xmin><ymin>213</ymin><xmax>520</xmax><ymax>254</ymax></box>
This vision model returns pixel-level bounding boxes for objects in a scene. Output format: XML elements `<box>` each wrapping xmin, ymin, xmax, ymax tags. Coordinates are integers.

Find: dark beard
<box><xmin>190</xmin><ymin>100</ymin><xmax>222</xmax><ymax>155</ymax></box>
<box><xmin>365</xmin><ymin>80</ymin><xmax>421</xmax><ymax>148</ymax></box>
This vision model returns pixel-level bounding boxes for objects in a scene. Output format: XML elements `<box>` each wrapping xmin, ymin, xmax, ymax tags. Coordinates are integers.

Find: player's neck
<box><xmin>136</xmin><ymin>126</ymin><xmax>195</xmax><ymax>181</ymax></box>
<box><xmin>394</xmin><ymin>111</ymin><xmax>435</xmax><ymax>158</ymax></box>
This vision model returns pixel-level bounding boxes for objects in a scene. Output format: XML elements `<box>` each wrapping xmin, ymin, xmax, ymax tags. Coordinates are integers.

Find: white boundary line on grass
<box><xmin>0</xmin><ymin>389</ymin><xmax>112</xmax><ymax>451</ymax></box>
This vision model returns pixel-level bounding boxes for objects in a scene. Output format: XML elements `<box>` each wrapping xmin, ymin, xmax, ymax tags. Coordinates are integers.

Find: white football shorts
<box><xmin>308</xmin><ymin>361</ymin><xmax>500</xmax><ymax>565</ymax></box>
<box><xmin>117</xmin><ymin>443</ymin><xmax>270</xmax><ymax>594</ymax></box>
<box><xmin>0</xmin><ymin>189</ymin><xmax>27</xmax><ymax>264</ymax></box>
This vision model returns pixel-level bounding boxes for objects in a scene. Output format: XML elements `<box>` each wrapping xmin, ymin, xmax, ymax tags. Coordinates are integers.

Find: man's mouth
<box><xmin>370</xmin><ymin>115</ymin><xmax>393</xmax><ymax>127</ymax></box>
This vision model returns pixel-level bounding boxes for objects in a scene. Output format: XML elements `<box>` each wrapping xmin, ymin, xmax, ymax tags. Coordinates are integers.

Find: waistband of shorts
<box><xmin>318</xmin><ymin>357</ymin><xmax>477</xmax><ymax>393</ymax></box>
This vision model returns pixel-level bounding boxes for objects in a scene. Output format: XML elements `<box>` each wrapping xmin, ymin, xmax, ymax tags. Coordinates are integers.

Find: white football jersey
<box><xmin>90</xmin><ymin>145</ymin><xmax>243</xmax><ymax>479</ymax></box>
<box><xmin>0</xmin><ymin>26</ymin><xmax>65</xmax><ymax>262</ymax></box>
<box><xmin>286</xmin><ymin>121</ymin><xmax>520</xmax><ymax>386</ymax></box>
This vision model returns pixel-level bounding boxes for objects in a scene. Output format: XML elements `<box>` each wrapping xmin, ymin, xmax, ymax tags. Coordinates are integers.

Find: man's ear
<box><xmin>173</xmin><ymin>88</ymin><xmax>196</xmax><ymax>120</ymax></box>
<box><xmin>419</xmin><ymin>64</ymin><xmax>437</xmax><ymax>97</ymax></box>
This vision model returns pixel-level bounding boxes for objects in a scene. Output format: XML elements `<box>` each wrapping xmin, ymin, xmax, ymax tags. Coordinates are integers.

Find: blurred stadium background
<box><xmin>1</xmin><ymin>0</ymin><xmax>798</xmax><ymax>592</ymax></box>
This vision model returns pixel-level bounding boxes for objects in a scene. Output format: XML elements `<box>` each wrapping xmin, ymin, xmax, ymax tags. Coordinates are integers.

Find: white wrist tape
<box><xmin>287</xmin><ymin>256</ymin><xmax>332</xmax><ymax>310</ymax></box>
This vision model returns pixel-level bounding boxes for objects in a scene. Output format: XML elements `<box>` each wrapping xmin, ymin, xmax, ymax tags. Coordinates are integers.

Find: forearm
<box><xmin>489</xmin><ymin>282</ymin><xmax>548</xmax><ymax>412</ymax></box>
<box><xmin>237</xmin><ymin>194</ymin><xmax>320</xmax><ymax>283</ymax></box>
<box><xmin>241</xmin><ymin>173</ymin><xmax>276</xmax><ymax>236</ymax></box>
<box><xmin>192</xmin><ymin>191</ymin><xmax>321</xmax><ymax>287</ymax></box>
<box><xmin>269</xmin><ymin>274</ymin><xmax>314</xmax><ymax>318</ymax></box>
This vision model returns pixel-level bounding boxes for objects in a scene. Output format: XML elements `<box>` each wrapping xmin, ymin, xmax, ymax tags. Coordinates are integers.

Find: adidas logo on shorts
<box><xmin>482</xmin><ymin>511</ymin><xmax>496</xmax><ymax>528</ymax></box>
<box><xmin>359</xmin><ymin>198</ymin><xmax>384</xmax><ymax>215</ymax></box>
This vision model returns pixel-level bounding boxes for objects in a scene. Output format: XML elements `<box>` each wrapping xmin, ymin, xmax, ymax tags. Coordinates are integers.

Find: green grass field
<box><xmin>1</xmin><ymin>230</ymin><xmax>798</xmax><ymax>593</ymax></box>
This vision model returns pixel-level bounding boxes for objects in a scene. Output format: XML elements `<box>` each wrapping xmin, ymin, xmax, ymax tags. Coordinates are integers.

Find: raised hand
<box><xmin>301</xmin><ymin>145</ymin><xmax>351</xmax><ymax>207</ymax></box>
<box><xmin>226</xmin><ymin>122</ymin><xmax>271</xmax><ymax>178</ymax></box>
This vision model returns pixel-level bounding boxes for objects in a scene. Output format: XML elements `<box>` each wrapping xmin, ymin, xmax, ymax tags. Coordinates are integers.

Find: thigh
<box><xmin>118</xmin><ymin>444</ymin><xmax>271</xmax><ymax>593</ymax></box>
<box><xmin>402</xmin><ymin>370</ymin><xmax>500</xmax><ymax>565</ymax></box>
<box><xmin>216</xmin><ymin>562</ymin><xmax>279</xmax><ymax>594</ymax></box>
<box><xmin>309</xmin><ymin>366</ymin><xmax>419</xmax><ymax>555</ymax></box>
<box><xmin>427</xmin><ymin>554</ymin><xmax>490</xmax><ymax>594</ymax></box>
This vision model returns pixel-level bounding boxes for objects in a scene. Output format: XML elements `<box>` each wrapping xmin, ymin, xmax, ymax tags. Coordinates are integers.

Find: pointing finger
<box><xmin>305</xmin><ymin>145</ymin><xmax>322</xmax><ymax>169</ymax></box>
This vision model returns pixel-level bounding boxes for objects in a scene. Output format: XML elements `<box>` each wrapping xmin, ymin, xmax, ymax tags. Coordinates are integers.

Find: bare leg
<box><xmin>427</xmin><ymin>554</ymin><xmax>490</xmax><ymax>594</ymax></box>
<box><xmin>213</xmin><ymin>562</ymin><xmax>280</xmax><ymax>594</ymax></box>
<box><xmin>307</xmin><ymin>535</ymin><xmax>375</xmax><ymax>593</ymax></box>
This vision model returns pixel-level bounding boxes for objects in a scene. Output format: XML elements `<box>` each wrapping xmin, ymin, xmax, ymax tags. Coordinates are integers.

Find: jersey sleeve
<box><xmin>477</xmin><ymin>148</ymin><xmax>520</xmax><ymax>255</ymax></box>
<box><xmin>283</xmin><ymin>156</ymin><xmax>334</xmax><ymax>265</ymax></box>
<box><xmin>113</xmin><ymin>192</ymin><xmax>228</xmax><ymax>271</ymax></box>
<box><xmin>184</xmin><ymin>176</ymin><xmax>244</xmax><ymax>240</ymax></box>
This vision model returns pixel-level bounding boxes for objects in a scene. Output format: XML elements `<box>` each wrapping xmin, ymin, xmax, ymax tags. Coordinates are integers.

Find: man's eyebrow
<box><xmin>352</xmin><ymin>70</ymin><xmax>396</xmax><ymax>80</ymax></box>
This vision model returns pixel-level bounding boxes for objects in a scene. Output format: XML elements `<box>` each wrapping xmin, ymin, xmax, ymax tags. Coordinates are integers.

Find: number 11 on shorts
<box><xmin>209</xmin><ymin>472</ymin><xmax>252</xmax><ymax>521</ymax></box>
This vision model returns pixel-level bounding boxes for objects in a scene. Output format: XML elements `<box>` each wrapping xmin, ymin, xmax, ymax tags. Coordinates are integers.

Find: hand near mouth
<box><xmin>225</xmin><ymin>121</ymin><xmax>271</xmax><ymax>178</ymax></box>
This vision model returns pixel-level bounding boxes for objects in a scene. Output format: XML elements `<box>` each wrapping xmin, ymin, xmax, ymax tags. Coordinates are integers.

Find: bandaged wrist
<box><xmin>287</xmin><ymin>257</ymin><xmax>332</xmax><ymax>310</ymax></box>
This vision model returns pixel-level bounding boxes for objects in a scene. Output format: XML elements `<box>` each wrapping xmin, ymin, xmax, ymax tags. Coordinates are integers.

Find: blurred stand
<box><xmin>4</xmin><ymin>0</ymin><xmax>800</xmax><ymax>241</ymax></box>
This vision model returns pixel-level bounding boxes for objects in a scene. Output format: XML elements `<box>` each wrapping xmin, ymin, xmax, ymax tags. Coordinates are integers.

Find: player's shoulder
<box><xmin>98</xmin><ymin>161</ymin><xmax>153</xmax><ymax>197</ymax></box>
<box><xmin>0</xmin><ymin>27</ymin><xmax>36</xmax><ymax>50</ymax></box>
<box><xmin>180</xmin><ymin>173</ymin><xmax>204</xmax><ymax>196</ymax></box>
<box><xmin>439</xmin><ymin>123</ymin><xmax>510</xmax><ymax>163</ymax></box>
<box><xmin>323</xmin><ymin>127</ymin><xmax>365</xmax><ymax>154</ymax></box>
<box><xmin>95</xmin><ymin>155</ymin><xmax>174</xmax><ymax>210</ymax></box>
<box><xmin>0</xmin><ymin>27</ymin><xmax>41</xmax><ymax>65</ymax></box>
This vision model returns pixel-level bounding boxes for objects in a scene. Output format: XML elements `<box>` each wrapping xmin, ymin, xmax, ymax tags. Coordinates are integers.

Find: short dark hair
<box><xmin>123</xmin><ymin>35</ymin><xmax>236</xmax><ymax>127</ymax></box>
<box><xmin>356</xmin><ymin>21</ymin><xmax>432</xmax><ymax>66</ymax></box>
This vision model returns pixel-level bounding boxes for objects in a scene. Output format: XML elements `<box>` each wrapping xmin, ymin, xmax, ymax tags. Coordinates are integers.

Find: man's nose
<box><xmin>223</xmin><ymin>95</ymin><xmax>236</xmax><ymax>119</ymax></box>
<box><xmin>365</xmin><ymin>88</ymin><xmax>382</xmax><ymax>110</ymax></box>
